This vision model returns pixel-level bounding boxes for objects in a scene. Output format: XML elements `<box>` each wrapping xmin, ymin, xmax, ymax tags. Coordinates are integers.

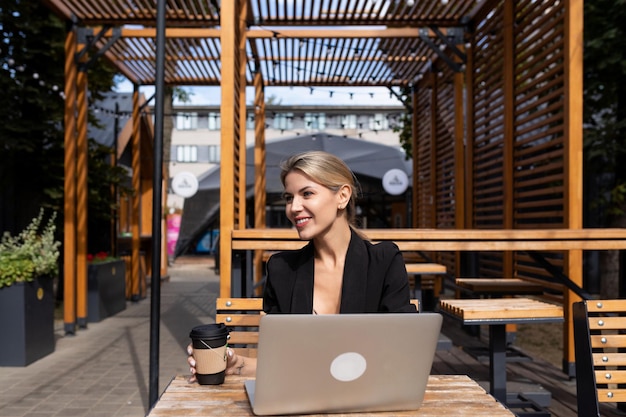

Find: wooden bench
<box><xmin>405</xmin><ymin>263</ymin><xmax>447</xmax><ymax>311</ymax></box>
<box><xmin>455</xmin><ymin>278</ymin><xmax>545</xmax><ymax>296</ymax></box>
<box><xmin>573</xmin><ymin>299</ymin><xmax>626</xmax><ymax>416</ymax></box>
<box><xmin>215</xmin><ymin>297</ymin><xmax>433</xmax><ymax>356</ymax></box>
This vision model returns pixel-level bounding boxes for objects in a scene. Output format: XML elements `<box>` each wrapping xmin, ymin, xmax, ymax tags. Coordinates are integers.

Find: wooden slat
<box><xmin>455</xmin><ymin>278</ymin><xmax>544</xmax><ymax>294</ymax></box>
<box><xmin>586</xmin><ymin>299</ymin><xmax>626</xmax><ymax>313</ymax></box>
<box><xmin>595</xmin><ymin>370</ymin><xmax>626</xmax><ymax>384</ymax></box>
<box><xmin>215</xmin><ymin>314</ymin><xmax>261</xmax><ymax>327</ymax></box>
<box><xmin>592</xmin><ymin>353</ymin><xmax>626</xmax><ymax>367</ymax></box>
<box><xmin>216</xmin><ymin>297</ymin><xmax>263</xmax><ymax>310</ymax></box>
<box><xmin>588</xmin><ymin>316</ymin><xmax>626</xmax><ymax>331</ymax></box>
<box><xmin>591</xmin><ymin>334</ymin><xmax>626</xmax><ymax>348</ymax></box>
<box><xmin>598</xmin><ymin>389</ymin><xmax>626</xmax><ymax>403</ymax></box>
<box><xmin>405</xmin><ymin>263</ymin><xmax>447</xmax><ymax>274</ymax></box>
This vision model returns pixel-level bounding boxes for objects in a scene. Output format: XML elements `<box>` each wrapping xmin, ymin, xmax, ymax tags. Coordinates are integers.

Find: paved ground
<box><xmin>0</xmin><ymin>256</ymin><xmax>219</xmax><ymax>417</ymax></box>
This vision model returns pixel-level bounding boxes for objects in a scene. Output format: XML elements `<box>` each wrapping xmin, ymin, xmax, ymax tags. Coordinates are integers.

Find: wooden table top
<box><xmin>439</xmin><ymin>297</ymin><xmax>564</xmax><ymax>324</ymax></box>
<box><xmin>147</xmin><ymin>375</ymin><xmax>515</xmax><ymax>416</ymax></box>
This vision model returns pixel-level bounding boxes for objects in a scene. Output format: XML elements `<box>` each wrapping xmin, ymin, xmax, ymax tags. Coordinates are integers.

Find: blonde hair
<box><xmin>280</xmin><ymin>151</ymin><xmax>361</xmax><ymax>228</ymax></box>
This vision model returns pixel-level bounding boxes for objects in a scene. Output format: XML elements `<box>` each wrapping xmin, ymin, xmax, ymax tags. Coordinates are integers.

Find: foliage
<box><xmin>389</xmin><ymin>86</ymin><xmax>413</xmax><ymax>160</ymax></box>
<box><xmin>0</xmin><ymin>0</ymin><xmax>123</xmax><ymax>232</ymax></box>
<box><xmin>583</xmin><ymin>0</ymin><xmax>626</xmax><ymax>220</ymax></box>
<box><xmin>0</xmin><ymin>209</ymin><xmax>60</xmax><ymax>288</ymax></box>
<box><xmin>87</xmin><ymin>139</ymin><xmax>134</xmax><ymax>221</ymax></box>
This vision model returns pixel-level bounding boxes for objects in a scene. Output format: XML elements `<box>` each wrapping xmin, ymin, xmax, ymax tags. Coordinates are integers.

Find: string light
<box><xmin>2</xmin><ymin>58</ymin><xmax>63</xmax><ymax>98</ymax></box>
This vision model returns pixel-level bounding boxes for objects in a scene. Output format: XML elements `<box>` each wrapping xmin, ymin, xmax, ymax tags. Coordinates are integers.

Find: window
<box><xmin>208</xmin><ymin>112</ymin><xmax>221</xmax><ymax>130</ymax></box>
<box><xmin>341</xmin><ymin>114</ymin><xmax>357</xmax><ymax>129</ymax></box>
<box><xmin>369</xmin><ymin>113</ymin><xmax>389</xmax><ymax>131</ymax></box>
<box><xmin>273</xmin><ymin>113</ymin><xmax>293</xmax><ymax>130</ymax></box>
<box><xmin>304</xmin><ymin>113</ymin><xmax>326</xmax><ymax>131</ymax></box>
<box><xmin>175</xmin><ymin>145</ymin><xmax>198</xmax><ymax>162</ymax></box>
<box><xmin>176</xmin><ymin>112</ymin><xmax>198</xmax><ymax>130</ymax></box>
<box><xmin>207</xmin><ymin>145</ymin><xmax>220</xmax><ymax>163</ymax></box>
<box><xmin>173</xmin><ymin>145</ymin><xmax>220</xmax><ymax>163</ymax></box>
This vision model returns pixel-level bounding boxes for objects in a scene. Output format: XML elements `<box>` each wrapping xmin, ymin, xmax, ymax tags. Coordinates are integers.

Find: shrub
<box><xmin>0</xmin><ymin>209</ymin><xmax>60</xmax><ymax>288</ymax></box>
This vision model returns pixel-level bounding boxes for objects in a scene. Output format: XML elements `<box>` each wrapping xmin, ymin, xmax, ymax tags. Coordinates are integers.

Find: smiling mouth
<box><xmin>295</xmin><ymin>218</ymin><xmax>311</xmax><ymax>226</ymax></box>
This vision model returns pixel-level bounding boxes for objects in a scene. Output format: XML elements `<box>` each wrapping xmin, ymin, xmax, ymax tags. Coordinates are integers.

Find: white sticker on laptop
<box><xmin>330</xmin><ymin>352</ymin><xmax>367</xmax><ymax>382</ymax></box>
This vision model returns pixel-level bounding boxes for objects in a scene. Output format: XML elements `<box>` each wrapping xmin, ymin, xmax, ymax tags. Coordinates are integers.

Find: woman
<box><xmin>188</xmin><ymin>150</ymin><xmax>416</xmax><ymax>379</ymax></box>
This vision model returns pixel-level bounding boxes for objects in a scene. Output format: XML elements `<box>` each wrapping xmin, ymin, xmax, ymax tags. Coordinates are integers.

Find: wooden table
<box><xmin>147</xmin><ymin>375</ymin><xmax>515</xmax><ymax>416</ymax></box>
<box><xmin>439</xmin><ymin>298</ymin><xmax>563</xmax><ymax>406</ymax></box>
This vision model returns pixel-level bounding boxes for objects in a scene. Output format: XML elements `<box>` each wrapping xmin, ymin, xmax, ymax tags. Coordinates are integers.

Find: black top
<box><xmin>263</xmin><ymin>229</ymin><xmax>417</xmax><ymax>314</ymax></box>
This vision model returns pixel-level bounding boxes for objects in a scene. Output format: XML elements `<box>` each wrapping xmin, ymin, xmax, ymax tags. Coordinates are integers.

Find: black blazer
<box><xmin>263</xmin><ymin>229</ymin><xmax>417</xmax><ymax>314</ymax></box>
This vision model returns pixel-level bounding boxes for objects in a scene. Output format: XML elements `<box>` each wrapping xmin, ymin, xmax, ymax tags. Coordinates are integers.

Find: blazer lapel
<box><xmin>340</xmin><ymin>231</ymin><xmax>368</xmax><ymax>313</ymax></box>
<box><xmin>290</xmin><ymin>242</ymin><xmax>315</xmax><ymax>313</ymax></box>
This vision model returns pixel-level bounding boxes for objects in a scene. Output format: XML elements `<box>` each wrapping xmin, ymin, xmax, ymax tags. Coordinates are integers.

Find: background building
<box><xmin>166</xmin><ymin>104</ymin><xmax>410</xmax><ymax>255</ymax></box>
<box><xmin>168</xmin><ymin>104</ymin><xmax>406</xmax><ymax>210</ymax></box>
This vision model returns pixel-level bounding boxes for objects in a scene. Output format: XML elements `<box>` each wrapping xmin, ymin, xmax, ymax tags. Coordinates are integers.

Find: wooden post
<box><xmin>411</xmin><ymin>85</ymin><xmax>419</xmax><ymax>228</ymax></box>
<box><xmin>238</xmin><ymin>0</ymin><xmax>248</xmax><ymax>231</ymax></box>
<box><xmin>502</xmin><ymin>0</ymin><xmax>514</xmax><ymax>278</ymax></box>
<box><xmin>429</xmin><ymin>70</ymin><xmax>438</xmax><ymax>227</ymax></box>
<box><xmin>454</xmin><ymin>56</ymin><xmax>465</xmax><ymax>230</ymax></box>
<box><xmin>563</xmin><ymin>0</ymin><xmax>584</xmax><ymax>376</ymax></box>
<box><xmin>253</xmin><ymin>72</ymin><xmax>267</xmax><ymax>294</ymax></box>
<box><xmin>464</xmin><ymin>39</ymin><xmax>474</xmax><ymax>230</ymax></box>
<box><xmin>63</xmin><ymin>27</ymin><xmax>78</xmax><ymax>335</ymax></box>
<box><xmin>454</xmin><ymin>53</ymin><xmax>467</xmax><ymax>278</ymax></box>
<box><xmin>75</xmin><ymin>54</ymin><xmax>89</xmax><ymax>328</ymax></box>
<box><xmin>131</xmin><ymin>86</ymin><xmax>141</xmax><ymax>300</ymax></box>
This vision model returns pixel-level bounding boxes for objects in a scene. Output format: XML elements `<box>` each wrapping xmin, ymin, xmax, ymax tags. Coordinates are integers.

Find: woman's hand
<box><xmin>187</xmin><ymin>343</ymin><xmax>198</xmax><ymax>383</ymax></box>
<box><xmin>187</xmin><ymin>344</ymin><xmax>256</xmax><ymax>382</ymax></box>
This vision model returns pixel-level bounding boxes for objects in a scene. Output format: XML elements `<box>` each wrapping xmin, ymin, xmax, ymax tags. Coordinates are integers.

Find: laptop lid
<box><xmin>245</xmin><ymin>313</ymin><xmax>442</xmax><ymax>416</ymax></box>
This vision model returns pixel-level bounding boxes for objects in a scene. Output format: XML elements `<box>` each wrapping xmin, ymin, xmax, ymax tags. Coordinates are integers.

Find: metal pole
<box><xmin>149</xmin><ymin>0</ymin><xmax>166</xmax><ymax>408</ymax></box>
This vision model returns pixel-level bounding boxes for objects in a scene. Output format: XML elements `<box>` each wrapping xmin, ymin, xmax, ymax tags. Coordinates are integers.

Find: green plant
<box><xmin>0</xmin><ymin>209</ymin><xmax>60</xmax><ymax>288</ymax></box>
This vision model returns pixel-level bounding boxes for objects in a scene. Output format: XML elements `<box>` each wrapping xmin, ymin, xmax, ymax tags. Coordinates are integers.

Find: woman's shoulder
<box><xmin>351</xmin><ymin>230</ymin><xmax>401</xmax><ymax>258</ymax></box>
<box><xmin>267</xmin><ymin>242</ymin><xmax>313</xmax><ymax>267</ymax></box>
<box><xmin>361</xmin><ymin>236</ymin><xmax>400</xmax><ymax>253</ymax></box>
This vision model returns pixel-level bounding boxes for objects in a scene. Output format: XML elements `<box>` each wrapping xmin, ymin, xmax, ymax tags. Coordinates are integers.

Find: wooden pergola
<box><xmin>44</xmin><ymin>0</ymin><xmax>586</xmax><ymax>374</ymax></box>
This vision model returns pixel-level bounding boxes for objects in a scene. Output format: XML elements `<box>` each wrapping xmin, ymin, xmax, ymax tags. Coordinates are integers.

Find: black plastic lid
<box><xmin>189</xmin><ymin>323</ymin><xmax>229</xmax><ymax>340</ymax></box>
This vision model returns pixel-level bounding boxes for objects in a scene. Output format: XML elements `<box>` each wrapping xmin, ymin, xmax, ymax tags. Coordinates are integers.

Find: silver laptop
<box><xmin>244</xmin><ymin>313</ymin><xmax>442</xmax><ymax>415</ymax></box>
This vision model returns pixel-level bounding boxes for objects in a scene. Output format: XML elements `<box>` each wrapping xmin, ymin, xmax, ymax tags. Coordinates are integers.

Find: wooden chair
<box><xmin>215</xmin><ymin>297</ymin><xmax>420</xmax><ymax>357</ymax></box>
<box><xmin>216</xmin><ymin>297</ymin><xmax>264</xmax><ymax>357</ymax></box>
<box><xmin>573</xmin><ymin>299</ymin><xmax>626</xmax><ymax>416</ymax></box>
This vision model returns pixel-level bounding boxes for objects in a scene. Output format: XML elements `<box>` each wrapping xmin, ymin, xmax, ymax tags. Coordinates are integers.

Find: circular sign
<box><xmin>382</xmin><ymin>169</ymin><xmax>409</xmax><ymax>195</ymax></box>
<box><xmin>171</xmin><ymin>171</ymin><xmax>199</xmax><ymax>198</ymax></box>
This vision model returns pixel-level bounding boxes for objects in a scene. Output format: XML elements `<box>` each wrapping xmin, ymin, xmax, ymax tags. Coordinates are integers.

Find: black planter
<box><xmin>88</xmin><ymin>260</ymin><xmax>127</xmax><ymax>323</ymax></box>
<box><xmin>0</xmin><ymin>276</ymin><xmax>55</xmax><ymax>366</ymax></box>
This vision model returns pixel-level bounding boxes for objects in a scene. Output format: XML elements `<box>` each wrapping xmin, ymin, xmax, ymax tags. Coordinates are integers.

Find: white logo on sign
<box><xmin>171</xmin><ymin>172</ymin><xmax>199</xmax><ymax>198</ymax></box>
<box><xmin>382</xmin><ymin>169</ymin><xmax>409</xmax><ymax>195</ymax></box>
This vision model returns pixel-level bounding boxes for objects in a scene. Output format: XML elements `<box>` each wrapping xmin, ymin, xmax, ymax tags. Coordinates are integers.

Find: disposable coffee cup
<box><xmin>190</xmin><ymin>323</ymin><xmax>229</xmax><ymax>385</ymax></box>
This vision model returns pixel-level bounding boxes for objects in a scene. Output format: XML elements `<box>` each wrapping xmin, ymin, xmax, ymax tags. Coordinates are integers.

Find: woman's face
<box><xmin>283</xmin><ymin>170</ymin><xmax>348</xmax><ymax>240</ymax></box>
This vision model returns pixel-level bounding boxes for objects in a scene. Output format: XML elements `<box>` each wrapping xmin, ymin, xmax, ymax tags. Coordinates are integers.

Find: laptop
<box><xmin>244</xmin><ymin>313</ymin><xmax>443</xmax><ymax>415</ymax></box>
